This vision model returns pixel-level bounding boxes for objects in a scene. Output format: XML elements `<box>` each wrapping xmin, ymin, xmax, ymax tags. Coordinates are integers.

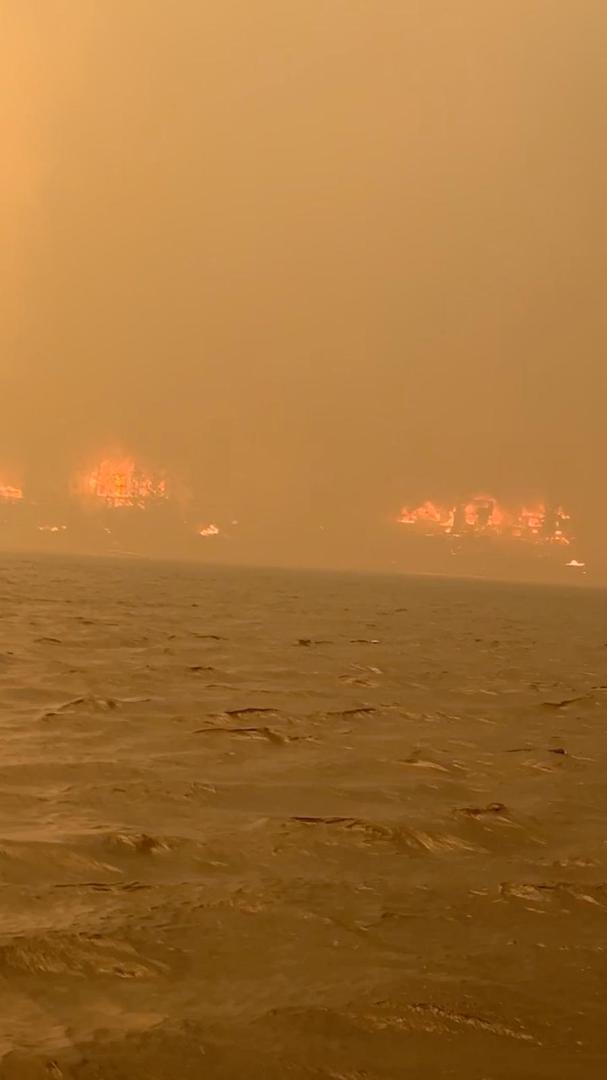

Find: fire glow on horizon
<box><xmin>397</xmin><ymin>496</ymin><xmax>572</xmax><ymax>545</ymax></box>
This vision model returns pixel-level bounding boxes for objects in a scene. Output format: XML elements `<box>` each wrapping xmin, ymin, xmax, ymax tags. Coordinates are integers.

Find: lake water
<box><xmin>0</xmin><ymin>555</ymin><xmax>605</xmax><ymax>1078</ymax></box>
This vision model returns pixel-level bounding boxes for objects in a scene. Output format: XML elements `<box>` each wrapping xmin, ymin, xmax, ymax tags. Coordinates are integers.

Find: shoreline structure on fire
<box><xmin>0</xmin><ymin>458</ymin><xmax>588</xmax><ymax>576</ymax></box>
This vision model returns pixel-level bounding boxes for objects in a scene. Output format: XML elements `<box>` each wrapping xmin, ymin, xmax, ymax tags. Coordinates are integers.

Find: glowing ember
<box><xmin>76</xmin><ymin>458</ymin><xmax>167</xmax><ymax>508</ymax></box>
<box><xmin>37</xmin><ymin>525</ymin><xmax>67</xmax><ymax>533</ymax></box>
<box><xmin>199</xmin><ymin>523</ymin><xmax>220</xmax><ymax>537</ymax></box>
<box><xmin>0</xmin><ymin>483</ymin><xmax>23</xmax><ymax>502</ymax></box>
<box><xmin>397</xmin><ymin>496</ymin><xmax>573</xmax><ymax>546</ymax></box>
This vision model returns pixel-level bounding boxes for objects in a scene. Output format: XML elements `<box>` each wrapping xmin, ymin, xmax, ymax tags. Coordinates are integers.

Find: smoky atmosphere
<box><xmin>3</xmin><ymin>6</ymin><xmax>607</xmax><ymax>1079</ymax></box>
<box><xmin>2</xmin><ymin>1</ymin><xmax>606</xmax><ymax>578</ymax></box>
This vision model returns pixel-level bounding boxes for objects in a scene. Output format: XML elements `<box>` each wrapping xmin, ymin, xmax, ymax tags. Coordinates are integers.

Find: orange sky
<box><xmin>2</xmin><ymin>1</ymin><xmax>606</xmax><ymax>559</ymax></box>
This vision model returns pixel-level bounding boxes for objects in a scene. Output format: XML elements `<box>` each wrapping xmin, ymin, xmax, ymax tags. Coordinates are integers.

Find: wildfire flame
<box><xmin>0</xmin><ymin>483</ymin><xmax>23</xmax><ymax>502</ymax></box>
<box><xmin>199</xmin><ymin>523</ymin><xmax>220</xmax><ymax>537</ymax></box>
<box><xmin>75</xmin><ymin>458</ymin><xmax>167</xmax><ymax>508</ymax></box>
<box><xmin>397</xmin><ymin>496</ymin><xmax>572</xmax><ymax>545</ymax></box>
<box><xmin>398</xmin><ymin>501</ymin><xmax>453</xmax><ymax>528</ymax></box>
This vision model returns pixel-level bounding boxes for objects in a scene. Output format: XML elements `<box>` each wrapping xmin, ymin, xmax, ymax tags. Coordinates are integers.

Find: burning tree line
<box><xmin>0</xmin><ymin>457</ymin><xmax>219</xmax><ymax>539</ymax></box>
<box><xmin>0</xmin><ymin>463</ymin><xmax>574</xmax><ymax>549</ymax></box>
<box><xmin>397</xmin><ymin>496</ymin><xmax>572</xmax><ymax>545</ymax></box>
<box><xmin>0</xmin><ymin>457</ymin><xmax>168</xmax><ymax>509</ymax></box>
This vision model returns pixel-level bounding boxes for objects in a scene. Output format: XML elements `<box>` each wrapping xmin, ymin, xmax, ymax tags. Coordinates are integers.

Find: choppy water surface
<box><xmin>0</xmin><ymin>555</ymin><xmax>606</xmax><ymax>1078</ymax></box>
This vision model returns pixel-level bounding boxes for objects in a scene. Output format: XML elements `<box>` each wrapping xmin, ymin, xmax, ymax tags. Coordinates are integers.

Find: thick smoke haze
<box><xmin>2</xmin><ymin>1</ymin><xmax>606</xmax><ymax>563</ymax></box>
